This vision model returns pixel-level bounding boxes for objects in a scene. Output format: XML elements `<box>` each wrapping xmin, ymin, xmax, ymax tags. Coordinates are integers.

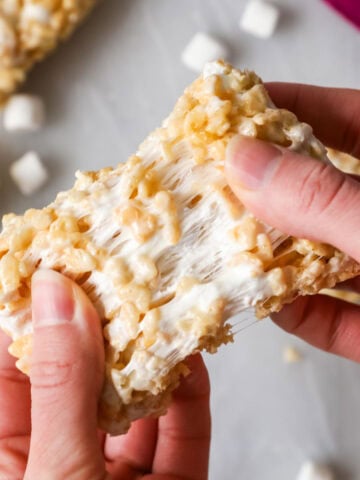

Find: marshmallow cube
<box><xmin>10</xmin><ymin>152</ymin><xmax>48</xmax><ymax>195</ymax></box>
<box><xmin>297</xmin><ymin>462</ymin><xmax>335</xmax><ymax>480</ymax></box>
<box><xmin>182</xmin><ymin>32</ymin><xmax>228</xmax><ymax>72</ymax></box>
<box><xmin>240</xmin><ymin>0</ymin><xmax>280</xmax><ymax>39</ymax></box>
<box><xmin>3</xmin><ymin>94</ymin><xmax>45</xmax><ymax>132</ymax></box>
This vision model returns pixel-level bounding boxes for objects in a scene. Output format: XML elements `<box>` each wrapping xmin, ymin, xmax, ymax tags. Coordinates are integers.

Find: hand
<box><xmin>0</xmin><ymin>269</ymin><xmax>210</xmax><ymax>479</ymax></box>
<box><xmin>225</xmin><ymin>84</ymin><xmax>360</xmax><ymax>362</ymax></box>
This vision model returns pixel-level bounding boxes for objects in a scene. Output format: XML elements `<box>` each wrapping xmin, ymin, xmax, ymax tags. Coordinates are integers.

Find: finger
<box><xmin>272</xmin><ymin>295</ymin><xmax>360</xmax><ymax>362</ymax></box>
<box><xmin>105</xmin><ymin>417</ymin><xmax>158</xmax><ymax>476</ymax></box>
<box><xmin>335</xmin><ymin>276</ymin><xmax>360</xmax><ymax>293</ymax></box>
<box><xmin>266</xmin><ymin>83</ymin><xmax>360</xmax><ymax>158</ymax></box>
<box><xmin>25</xmin><ymin>270</ymin><xmax>107</xmax><ymax>480</ymax></box>
<box><xmin>152</xmin><ymin>354</ymin><xmax>211</xmax><ymax>480</ymax></box>
<box><xmin>226</xmin><ymin>136</ymin><xmax>360</xmax><ymax>263</ymax></box>
<box><xmin>0</xmin><ymin>330</ymin><xmax>31</xmax><ymax>478</ymax></box>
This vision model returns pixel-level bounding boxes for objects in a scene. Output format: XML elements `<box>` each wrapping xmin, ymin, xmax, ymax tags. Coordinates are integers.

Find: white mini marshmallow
<box><xmin>240</xmin><ymin>0</ymin><xmax>280</xmax><ymax>38</ymax></box>
<box><xmin>3</xmin><ymin>94</ymin><xmax>45</xmax><ymax>132</ymax></box>
<box><xmin>10</xmin><ymin>151</ymin><xmax>48</xmax><ymax>196</ymax></box>
<box><xmin>182</xmin><ymin>32</ymin><xmax>228</xmax><ymax>72</ymax></box>
<box><xmin>297</xmin><ymin>461</ymin><xmax>335</xmax><ymax>480</ymax></box>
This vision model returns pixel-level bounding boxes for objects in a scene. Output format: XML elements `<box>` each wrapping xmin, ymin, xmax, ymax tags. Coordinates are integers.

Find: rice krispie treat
<box><xmin>0</xmin><ymin>0</ymin><xmax>97</xmax><ymax>103</ymax></box>
<box><xmin>1</xmin><ymin>61</ymin><xmax>359</xmax><ymax>434</ymax></box>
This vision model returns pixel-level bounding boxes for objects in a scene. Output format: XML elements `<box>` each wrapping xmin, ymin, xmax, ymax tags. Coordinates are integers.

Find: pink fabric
<box><xmin>322</xmin><ymin>0</ymin><xmax>360</xmax><ymax>29</ymax></box>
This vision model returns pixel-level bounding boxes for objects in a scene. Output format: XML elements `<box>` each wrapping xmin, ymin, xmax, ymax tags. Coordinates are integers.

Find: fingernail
<box><xmin>226</xmin><ymin>136</ymin><xmax>282</xmax><ymax>189</ymax></box>
<box><xmin>32</xmin><ymin>270</ymin><xmax>74</xmax><ymax>327</ymax></box>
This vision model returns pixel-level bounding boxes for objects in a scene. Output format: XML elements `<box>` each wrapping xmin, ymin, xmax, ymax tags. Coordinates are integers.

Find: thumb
<box><xmin>25</xmin><ymin>270</ymin><xmax>107</xmax><ymax>480</ymax></box>
<box><xmin>225</xmin><ymin>136</ymin><xmax>360</xmax><ymax>263</ymax></box>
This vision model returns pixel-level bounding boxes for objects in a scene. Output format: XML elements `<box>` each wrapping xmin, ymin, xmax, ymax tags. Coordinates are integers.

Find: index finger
<box><xmin>266</xmin><ymin>83</ymin><xmax>360</xmax><ymax>159</ymax></box>
<box><xmin>272</xmin><ymin>295</ymin><xmax>360</xmax><ymax>362</ymax></box>
<box><xmin>152</xmin><ymin>354</ymin><xmax>211</xmax><ymax>480</ymax></box>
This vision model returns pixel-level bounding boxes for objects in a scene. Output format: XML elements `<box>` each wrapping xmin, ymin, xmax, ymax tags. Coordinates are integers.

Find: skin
<box><xmin>226</xmin><ymin>84</ymin><xmax>360</xmax><ymax>362</ymax></box>
<box><xmin>0</xmin><ymin>84</ymin><xmax>359</xmax><ymax>478</ymax></box>
<box><xmin>0</xmin><ymin>270</ymin><xmax>211</xmax><ymax>480</ymax></box>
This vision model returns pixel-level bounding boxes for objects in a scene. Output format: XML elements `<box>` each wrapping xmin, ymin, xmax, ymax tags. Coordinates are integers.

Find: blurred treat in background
<box><xmin>0</xmin><ymin>0</ymin><xmax>97</xmax><ymax>104</ymax></box>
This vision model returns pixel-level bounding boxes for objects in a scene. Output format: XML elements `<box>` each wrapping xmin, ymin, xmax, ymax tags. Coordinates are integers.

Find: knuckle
<box><xmin>295</xmin><ymin>162</ymin><xmax>347</xmax><ymax>217</ymax></box>
<box><xmin>30</xmin><ymin>359</ymin><xmax>75</xmax><ymax>390</ymax></box>
<box><xmin>160</xmin><ymin>425</ymin><xmax>211</xmax><ymax>443</ymax></box>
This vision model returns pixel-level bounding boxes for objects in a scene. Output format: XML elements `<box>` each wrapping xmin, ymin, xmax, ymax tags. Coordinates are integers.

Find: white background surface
<box><xmin>0</xmin><ymin>1</ymin><xmax>359</xmax><ymax>479</ymax></box>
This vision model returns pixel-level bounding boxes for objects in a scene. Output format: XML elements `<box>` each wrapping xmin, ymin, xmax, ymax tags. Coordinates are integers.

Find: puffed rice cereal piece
<box><xmin>283</xmin><ymin>346</ymin><xmax>302</xmax><ymax>364</ymax></box>
<box><xmin>327</xmin><ymin>148</ymin><xmax>360</xmax><ymax>175</ymax></box>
